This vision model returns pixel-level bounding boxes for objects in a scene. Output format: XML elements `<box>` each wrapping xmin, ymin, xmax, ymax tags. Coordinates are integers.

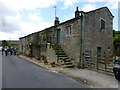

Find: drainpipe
<box><xmin>78</xmin><ymin>11</ymin><xmax>84</xmax><ymax>68</ymax></box>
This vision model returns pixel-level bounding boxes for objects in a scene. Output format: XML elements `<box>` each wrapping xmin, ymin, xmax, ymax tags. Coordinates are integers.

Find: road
<box><xmin>2</xmin><ymin>53</ymin><xmax>86</xmax><ymax>88</ymax></box>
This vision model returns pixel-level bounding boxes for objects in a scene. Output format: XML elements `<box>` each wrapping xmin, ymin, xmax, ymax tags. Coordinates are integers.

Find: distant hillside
<box><xmin>10</xmin><ymin>40</ymin><xmax>19</xmax><ymax>42</ymax></box>
<box><xmin>113</xmin><ymin>31</ymin><xmax>120</xmax><ymax>37</ymax></box>
<box><xmin>0</xmin><ymin>40</ymin><xmax>19</xmax><ymax>42</ymax></box>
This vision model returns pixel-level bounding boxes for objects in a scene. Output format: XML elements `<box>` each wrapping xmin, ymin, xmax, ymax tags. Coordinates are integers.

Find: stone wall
<box><xmin>32</xmin><ymin>32</ymin><xmax>40</xmax><ymax>57</ymax></box>
<box><xmin>56</xmin><ymin>19</ymin><xmax>81</xmax><ymax>66</ymax></box>
<box><xmin>38</xmin><ymin>26</ymin><xmax>56</xmax><ymax>57</ymax></box>
<box><xmin>19</xmin><ymin>7</ymin><xmax>113</xmax><ymax>68</ymax></box>
<box><xmin>19</xmin><ymin>37</ymin><xmax>26</xmax><ymax>54</ymax></box>
<box><xmin>46</xmin><ymin>43</ymin><xmax>57</xmax><ymax>63</ymax></box>
<box><xmin>83</xmin><ymin>7</ymin><xmax>113</xmax><ymax>68</ymax></box>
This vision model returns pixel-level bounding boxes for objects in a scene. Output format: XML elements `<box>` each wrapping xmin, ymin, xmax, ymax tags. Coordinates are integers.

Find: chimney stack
<box><xmin>75</xmin><ymin>7</ymin><xmax>80</xmax><ymax>18</ymax></box>
<box><xmin>54</xmin><ymin>17</ymin><xmax>60</xmax><ymax>25</ymax></box>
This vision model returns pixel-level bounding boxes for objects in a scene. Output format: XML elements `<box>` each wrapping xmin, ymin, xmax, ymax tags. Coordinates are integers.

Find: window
<box><xmin>66</xmin><ymin>28</ymin><xmax>69</xmax><ymax>35</ymax></box>
<box><xmin>97</xmin><ymin>47</ymin><xmax>102</xmax><ymax>60</ymax></box>
<box><xmin>65</xmin><ymin>25</ymin><xmax>72</xmax><ymax>36</ymax></box>
<box><xmin>69</xmin><ymin>26</ymin><xmax>72</xmax><ymax>34</ymax></box>
<box><xmin>100</xmin><ymin>19</ymin><xmax>105</xmax><ymax>29</ymax></box>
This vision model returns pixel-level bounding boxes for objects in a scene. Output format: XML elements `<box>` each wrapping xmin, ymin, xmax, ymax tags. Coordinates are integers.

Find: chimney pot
<box><xmin>54</xmin><ymin>17</ymin><xmax>60</xmax><ymax>25</ymax></box>
<box><xmin>55</xmin><ymin>17</ymin><xmax>59</xmax><ymax>21</ymax></box>
<box><xmin>76</xmin><ymin>7</ymin><xmax>79</xmax><ymax>11</ymax></box>
<box><xmin>75</xmin><ymin>7</ymin><xmax>79</xmax><ymax>18</ymax></box>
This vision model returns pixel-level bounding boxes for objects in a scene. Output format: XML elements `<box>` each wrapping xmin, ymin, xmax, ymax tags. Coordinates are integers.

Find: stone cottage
<box><xmin>19</xmin><ymin>7</ymin><xmax>114</xmax><ymax>70</ymax></box>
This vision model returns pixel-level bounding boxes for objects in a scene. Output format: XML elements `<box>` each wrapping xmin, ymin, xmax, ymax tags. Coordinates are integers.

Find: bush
<box><xmin>35</xmin><ymin>57</ymin><xmax>41</xmax><ymax>60</ymax></box>
<box><xmin>28</xmin><ymin>54</ymin><xmax>34</xmax><ymax>57</ymax></box>
<box><xmin>44</xmin><ymin>60</ymin><xmax>48</xmax><ymax>64</ymax></box>
<box><xmin>51</xmin><ymin>61</ymin><xmax>56</xmax><ymax>67</ymax></box>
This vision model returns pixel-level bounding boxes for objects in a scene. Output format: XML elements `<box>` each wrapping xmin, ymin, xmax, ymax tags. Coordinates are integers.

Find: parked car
<box><xmin>113</xmin><ymin>58</ymin><xmax>120</xmax><ymax>81</ymax></box>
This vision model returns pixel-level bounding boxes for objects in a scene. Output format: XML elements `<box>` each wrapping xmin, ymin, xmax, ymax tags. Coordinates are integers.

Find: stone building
<box><xmin>19</xmin><ymin>7</ymin><xmax>114</xmax><ymax>69</ymax></box>
<box><xmin>0</xmin><ymin>41</ymin><xmax>2</xmax><ymax>46</ymax></box>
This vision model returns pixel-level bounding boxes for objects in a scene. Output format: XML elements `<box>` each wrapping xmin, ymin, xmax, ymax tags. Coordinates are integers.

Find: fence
<box><xmin>83</xmin><ymin>53</ymin><xmax>114</xmax><ymax>75</ymax></box>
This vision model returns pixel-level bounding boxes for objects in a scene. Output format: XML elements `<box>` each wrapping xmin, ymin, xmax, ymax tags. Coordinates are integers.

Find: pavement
<box><xmin>19</xmin><ymin>55</ymin><xmax>119</xmax><ymax>88</ymax></box>
<box><xmin>61</xmin><ymin>69</ymin><xmax>119</xmax><ymax>88</ymax></box>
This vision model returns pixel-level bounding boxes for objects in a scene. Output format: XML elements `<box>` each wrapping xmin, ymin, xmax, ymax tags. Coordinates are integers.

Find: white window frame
<box><xmin>65</xmin><ymin>25</ymin><xmax>72</xmax><ymax>36</ymax></box>
<box><xmin>100</xmin><ymin>18</ymin><xmax>106</xmax><ymax>30</ymax></box>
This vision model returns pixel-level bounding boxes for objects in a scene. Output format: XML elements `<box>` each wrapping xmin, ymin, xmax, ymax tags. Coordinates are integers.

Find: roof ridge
<box><xmin>85</xmin><ymin>6</ymin><xmax>114</xmax><ymax>17</ymax></box>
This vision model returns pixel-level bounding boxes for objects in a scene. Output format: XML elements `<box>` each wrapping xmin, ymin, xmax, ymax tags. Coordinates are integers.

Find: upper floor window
<box><xmin>100</xmin><ymin>19</ymin><xmax>106</xmax><ymax>29</ymax></box>
<box><xmin>65</xmin><ymin>25</ymin><xmax>72</xmax><ymax>36</ymax></box>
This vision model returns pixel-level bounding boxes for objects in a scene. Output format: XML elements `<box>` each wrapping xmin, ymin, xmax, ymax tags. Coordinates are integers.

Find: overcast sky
<box><xmin>0</xmin><ymin>0</ymin><xmax>119</xmax><ymax>40</ymax></box>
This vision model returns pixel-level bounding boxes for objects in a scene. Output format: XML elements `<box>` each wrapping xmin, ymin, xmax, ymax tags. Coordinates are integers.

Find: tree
<box><xmin>2</xmin><ymin>40</ymin><xmax>10</xmax><ymax>47</ymax></box>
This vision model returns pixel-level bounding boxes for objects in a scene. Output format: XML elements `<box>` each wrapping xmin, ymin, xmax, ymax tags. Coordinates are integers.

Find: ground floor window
<box><xmin>97</xmin><ymin>47</ymin><xmax>102</xmax><ymax>60</ymax></box>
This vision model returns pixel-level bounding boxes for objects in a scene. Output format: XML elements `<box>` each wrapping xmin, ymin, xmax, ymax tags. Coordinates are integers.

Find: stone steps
<box><xmin>65</xmin><ymin>62</ymin><xmax>72</xmax><ymax>65</ymax></box>
<box><xmin>64</xmin><ymin>64</ymin><xmax>75</xmax><ymax>68</ymax></box>
<box><xmin>64</xmin><ymin>59</ymin><xmax>71</xmax><ymax>62</ymax></box>
<box><xmin>59</xmin><ymin>57</ymin><xmax>69</xmax><ymax>60</ymax></box>
<box><xmin>56</xmin><ymin>53</ymin><xmax>66</xmax><ymax>55</ymax></box>
<box><xmin>52</xmin><ymin>44</ymin><xmax>74</xmax><ymax>68</ymax></box>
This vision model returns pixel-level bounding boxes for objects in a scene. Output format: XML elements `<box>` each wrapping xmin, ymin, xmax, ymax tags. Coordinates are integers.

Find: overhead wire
<box><xmin>0</xmin><ymin>8</ymin><xmax>6</xmax><ymax>33</ymax></box>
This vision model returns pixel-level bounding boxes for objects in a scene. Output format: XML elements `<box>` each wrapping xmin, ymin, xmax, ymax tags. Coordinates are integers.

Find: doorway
<box><xmin>57</xmin><ymin>29</ymin><xmax>61</xmax><ymax>44</ymax></box>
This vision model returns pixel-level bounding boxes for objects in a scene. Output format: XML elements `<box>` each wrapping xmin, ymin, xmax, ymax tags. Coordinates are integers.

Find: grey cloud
<box><xmin>0</xmin><ymin>1</ymin><xmax>21</xmax><ymax>34</ymax></box>
<box><xmin>0</xmin><ymin>18</ymin><xmax>21</xmax><ymax>33</ymax></box>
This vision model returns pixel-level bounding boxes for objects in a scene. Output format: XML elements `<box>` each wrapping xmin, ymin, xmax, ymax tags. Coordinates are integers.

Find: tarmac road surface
<box><xmin>2</xmin><ymin>54</ymin><xmax>87</xmax><ymax>88</ymax></box>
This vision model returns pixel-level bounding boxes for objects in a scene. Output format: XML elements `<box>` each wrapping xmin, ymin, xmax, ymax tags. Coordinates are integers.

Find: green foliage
<box><xmin>115</xmin><ymin>31</ymin><xmax>120</xmax><ymax>33</ymax></box>
<box><xmin>113</xmin><ymin>31</ymin><xmax>120</xmax><ymax>56</ymax></box>
<box><xmin>2</xmin><ymin>40</ymin><xmax>19</xmax><ymax>48</ymax></box>
<box><xmin>114</xmin><ymin>36</ymin><xmax>120</xmax><ymax>43</ymax></box>
<box><xmin>10</xmin><ymin>40</ymin><xmax>19</xmax><ymax>42</ymax></box>
<box><xmin>113</xmin><ymin>32</ymin><xmax>120</xmax><ymax>44</ymax></box>
<box><xmin>2</xmin><ymin>40</ymin><xmax>9</xmax><ymax>47</ymax></box>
